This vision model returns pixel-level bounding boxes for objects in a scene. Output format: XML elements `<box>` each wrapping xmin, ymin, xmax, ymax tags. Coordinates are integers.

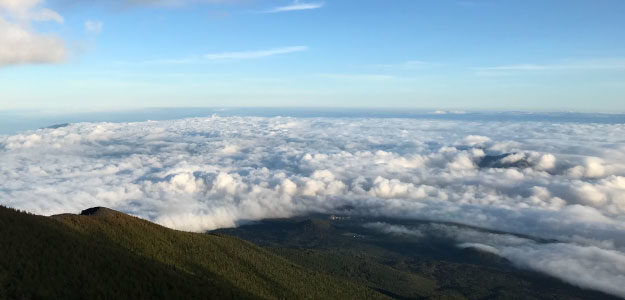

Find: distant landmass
<box><xmin>0</xmin><ymin>206</ymin><xmax>620</xmax><ymax>299</ymax></box>
<box><xmin>43</xmin><ymin>123</ymin><xmax>70</xmax><ymax>129</ymax></box>
<box><xmin>3</xmin><ymin>108</ymin><xmax>625</xmax><ymax>135</ymax></box>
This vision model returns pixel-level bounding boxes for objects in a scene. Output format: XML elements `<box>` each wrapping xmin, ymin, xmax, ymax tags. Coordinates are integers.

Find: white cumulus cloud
<box><xmin>0</xmin><ymin>0</ymin><xmax>66</xmax><ymax>66</ymax></box>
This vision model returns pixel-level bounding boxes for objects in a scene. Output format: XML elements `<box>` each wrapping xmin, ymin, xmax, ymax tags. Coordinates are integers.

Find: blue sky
<box><xmin>1</xmin><ymin>0</ymin><xmax>624</xmax><ymax>112</ymax></box>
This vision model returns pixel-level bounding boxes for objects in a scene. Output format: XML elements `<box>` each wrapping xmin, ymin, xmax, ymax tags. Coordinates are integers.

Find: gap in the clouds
<box><xmin>2</xmin><ymin>107</ymin><xmax>625</xmax><ymax>135</ymax></box>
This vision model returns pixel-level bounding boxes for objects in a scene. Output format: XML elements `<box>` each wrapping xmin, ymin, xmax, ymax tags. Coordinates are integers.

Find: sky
<box><xmin>3</xmin><ymin>1</ymin><xmax>625</xmax><ymax>296</ymax></box>
<box><xmin>0</xmin><ymin>0</ymin><xmax>624</xmax><ymax>112</ymax></box>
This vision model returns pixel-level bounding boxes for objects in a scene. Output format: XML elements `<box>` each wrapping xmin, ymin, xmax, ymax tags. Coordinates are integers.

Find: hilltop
<box><xmin>0</xmin><ymin>206</ymin><xmax>386</xmax><ymax>299</ymax></box>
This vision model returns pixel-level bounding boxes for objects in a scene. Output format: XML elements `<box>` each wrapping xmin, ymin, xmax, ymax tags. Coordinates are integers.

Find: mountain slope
<box><xmin>215</xmin><ymin>216</ymin><xmax>622</xmax><ymax>300</ymax></box>
<box><xmin>0</xmin><ymin>206</ymin><xmax>387</xmax><ymax>300</ymax></box>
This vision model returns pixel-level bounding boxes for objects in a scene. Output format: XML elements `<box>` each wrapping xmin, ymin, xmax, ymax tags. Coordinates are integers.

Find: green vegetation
<box><xmin>0</xmin><ymin>206</ymin><xmax>387</xmax><ymax>299</ymax></box>
<box><xmin>216</xmin><ymin>217</ymin><xmax>621</xmax><ymax>300</ymax></box>
<box><xmin>2</xmin><ymin>206</ymin><xmax>620</xmax><ymax>300</ymax></box>
<box><xmin>272</xmin><ymin>248</ymin><xmax>439</xmax><ymax>299</ymax></box>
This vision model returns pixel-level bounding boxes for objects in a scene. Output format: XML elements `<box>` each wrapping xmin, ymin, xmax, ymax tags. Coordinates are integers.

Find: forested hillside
<box><xmin>0</xmin><ymin>206</ymin><xmax>385</xmax><ymax>299</ymax></box>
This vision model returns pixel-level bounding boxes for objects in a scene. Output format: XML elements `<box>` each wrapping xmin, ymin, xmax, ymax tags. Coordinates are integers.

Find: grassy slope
<box><xmin>0</xmin><ymin>206</ymin><xmax>387</xmax><ymax>300</ymax></box>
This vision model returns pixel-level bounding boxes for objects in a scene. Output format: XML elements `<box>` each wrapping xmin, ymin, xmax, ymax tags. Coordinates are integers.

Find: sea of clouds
<box><xmin>1</xmin><ymin>116</ymin><xmax>625</xmax><ymax>297</ymax></box>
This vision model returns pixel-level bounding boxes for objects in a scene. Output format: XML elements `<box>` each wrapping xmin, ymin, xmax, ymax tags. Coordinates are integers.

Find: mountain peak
<box><xmin>80</xmin><ymin>207</ymin><xmax>117</xmax><ymax>216</ymax></box>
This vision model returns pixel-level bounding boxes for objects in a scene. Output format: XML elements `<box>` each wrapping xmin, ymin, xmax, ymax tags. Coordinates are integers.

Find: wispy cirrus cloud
<box><xmin>85</xmin><ymin>20</ymin><xmax>104</xmax><ymax>34</ymax></box>
<box><xmin>316</xmin><ymin>73</ymin><xmax>395</xmax><ymax>81</ymax></box>
<box><xmin>144</xmin><ymin>46</ymin><xmax>308</xmax><ymax>65</ymax></box>
<box><xmin>476</xmin><ymin>59</ymin><xmax>625</xmax><ymax>76</ymax></box>
<box><xmin>262</xmin><ymin>1</ymin><xmax>324</xmax><ymax>13</ymax></box>
<box><xmin>204</xmin><ymin>46</ymin><xmax>308</xmax><ymax>60</ymax></box>
<box><xmin>373</xmin><ymin>60</ymin><xmax>432</xmax><ymax>70</ymax></box>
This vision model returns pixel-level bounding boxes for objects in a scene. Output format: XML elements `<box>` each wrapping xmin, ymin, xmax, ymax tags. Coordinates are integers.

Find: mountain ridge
<box><xmin>0</xmin><ymin>205</ymin><xmax>387</xmax><ymax>300</ymax></box>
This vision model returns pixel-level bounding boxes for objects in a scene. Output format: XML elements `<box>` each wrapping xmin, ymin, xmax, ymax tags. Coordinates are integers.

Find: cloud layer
<box><xmin>1</xmin><ymin>116</ymin><xmax>625</xmax><ymax>296</ymax></box>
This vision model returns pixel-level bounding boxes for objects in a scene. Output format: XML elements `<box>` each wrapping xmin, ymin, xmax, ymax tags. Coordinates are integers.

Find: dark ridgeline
<box><xmin>79</xmin><ymin>206</ymin><xmax>111</xmax><ymax>216</ymax></box>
